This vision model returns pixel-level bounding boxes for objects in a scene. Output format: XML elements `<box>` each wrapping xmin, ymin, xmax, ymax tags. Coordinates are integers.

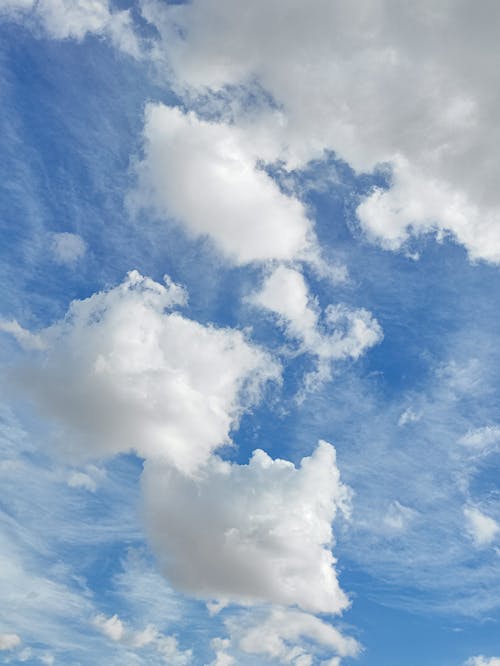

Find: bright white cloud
<box><xmin>51</xmin><ymin>232</ymin><xmax>86</xmax><ymax>266</ymax></box>
<box><xmin>464</xmin><ymin>507</ymin><xmax>499</xmax><ymax>547</ymax></box>
<box><xmin>143</xmin><ymin>440</ymin><xmax>351</xmax><ymax>614</ymax></box>
<box><xmin>142</xmin><ymin>0</ymin><xmax>500</xmax><ymax>263</ymax></box>
<box><xmin>226</xmin><ymin>607</ymin><xmax>360</xmax><ymax>664</ymax></box>
<box><xmin>251</xmin><ymin>265</ymin><xmax>382</xmax><ymax>392</ymax></box>
<box><xmin>466</xmin><ymin>658</ymin><xmax>500</xmax><ymax>666</ymax></box>
<box><xmin>12</xmin><ymin>271</ymin><xmax>279</xmax><ymax>474</ymax></box>
<box><xmin>1</xmin><ymin>0</ymin><xmax>141</xmax><ymax>57</ymax></box>
<box><xmin>0</xmin><ymin>633</ymin><xmax>21</xmax><ymax>650</ymax></box>
<box><xmin>133</xmin><ymin>104</ymin><xmax>316</xmax><ymax>266</ymax></box>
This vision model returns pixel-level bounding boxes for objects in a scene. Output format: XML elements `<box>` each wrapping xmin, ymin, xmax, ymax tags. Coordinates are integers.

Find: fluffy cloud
<box><xmin>1</xmin><ymin>0</ymin><xmax>141</xmax><ymax>56</ymax></box>
<box><xmin>0</xmin><ymin>633</ymin><xmax>21</xmax><ymax>650</ymax></box>
<box><xmin>50</xmin><ymin>232</ymin><xmax>86</xmax><ymax>266</ymax></box>
<box><xmin>12</xmin><ymin>271</ymin><xmax>279</xmax><ymax>474</ymax></box>
<box><xmin>142</xmin><ymin>0</ymin><xmax>500</xmax><ymax>263</ymax></box>
<box><xmin>133</xmin><ymin>104</ymin><xmax>316</xmax><ymax>266</ymax></box>
<box><xmin>224</xmin><ymin>607</ymin><xmax>360</xmax><ymax>664</ymax></box>
<box><xmin>463</xmin><ymin>507</ymin><xmax>499</xmax><ymax>548</ymax></box>
<box><xmin>251</xmin><ymin>265</ymin><xmax>382</xmax><ymax>392</ymax></box>
<box><xmin>466</xmin><ymin>658</ymin><xmax>500</xmax><ymax>666</ymax></box>
<box><xmin>93</xmin><ymin>613</ymin><xmax>192</xmax><ymax>664</ymax></box>
<box><xmin>142</xmin><ymin>440</ymin><xmax>351</xmax><ymax>614</ymax></box>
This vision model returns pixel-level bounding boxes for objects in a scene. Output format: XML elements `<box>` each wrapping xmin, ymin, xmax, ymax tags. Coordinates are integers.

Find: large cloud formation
<box><xmin>142</xmin><ymin>440</ymin><xmax>351</xmax><ymax>614</ymax></box>
<box><xmin>142</xmin><ymin>0</ymin><xmax>500</xmax><ymax>262</ymax></box>
<box><xmin>14</xmin><ymin>271</ymin><xmax>279</xmax><ymax>474</ymax></box>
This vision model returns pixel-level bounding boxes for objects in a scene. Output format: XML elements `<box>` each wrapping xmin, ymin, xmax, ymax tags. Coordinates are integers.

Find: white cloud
<box><xmin>2</xmin><ymin>0</ymin><xmax>141</xmax><ymax>57</ymax></box>
<box><xmin>94</xmin><ymin>614</ymin><xmax>125</xmax><ymax>642</ymax></box>
<box><xmin>0</xmin><ymin>633</ymin><xmax>21</xmax><ymax>650</ymax></box>
<box><xmin>51</xmin><ymin>232</ymin><xmax>86</xmax><ymax>266</ymax></box>
<box><xmin>66</xmin><ymin>465</ymin><xmax>106</xmax><ymax>493</ymax></box>
<box><xmin>459</xmin><ymin>426</ymin><xmax>500</xmax><ymax>453</ymax></box>
<box><xmin>464</xmin><ymin>507</ymin><xmax>499</xmax><ymax>547</ymax></box>
<box><xmin>223</xmin><ymin>607</ymin><xmax>359</xmax><ymax>665</ymax></box>
<box><xmin>466</xmin><ymin>658</ymin><xmax>500</xmax><ymax>666</ymax></box>
<box><xmin>251</xmin><ymin>265</ymin><xmax>382</xmax><ymax>392</ymax></box>
<box><xmin>93</xmin><ymin>613</ymin><xmax>192</xmax><ymax>664</ymax></box>
<box><xmin>464</xmin><ymin>506</ymin><xmax>500</xmax><ymax>547</ymax></box>
<box><xmin>142</xmin><ymin>440</ymin><xmax>351</xmax><ymax>614</ymax></box>
<box><xmin>133</xmin><ymin>104</ymin><xmax>316</xmax><ymax>266</ymax></box>
<box><xmin>209</xmin><ymin>638</ymin><xmax>234</xmax><ymax>666</ymax></box>
<box><xmin>142</xmin><ymin>0</ymin><xmax>500</xmax><ymax>263</ymax></box>
<box><xmin>383</xmin><ymin>501</ymin><xmax>417</xmax><ymax>532</ymax></box>
<box><xmin>0</xmin><ymin>319</ymin><xmax>45</xmax><ymax>351</ymax></box>
<box><xmin>13</xmin><ymin>270</ymin><xmax>279</xmax><ymax>474</ymax></box>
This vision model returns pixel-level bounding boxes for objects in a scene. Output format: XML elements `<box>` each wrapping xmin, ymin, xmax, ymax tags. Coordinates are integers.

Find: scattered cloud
<box><xmin>250</xmin><ymin>265</ymin><xmax>382</xmax><ymax>393</ymax></box>
<box><xmin>51</xmin><ymin>232</ymin><xmax>86</xmax><ymax>266</ymax></box>
<box><xmin>464</xmin><ymin>507</ymin><xmax>499</xmax><ymax>548</ymax></box>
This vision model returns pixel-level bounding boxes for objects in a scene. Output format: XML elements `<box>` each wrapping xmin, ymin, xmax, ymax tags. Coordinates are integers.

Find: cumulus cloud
<box><xmin>50</xmin><ymin>232</ymin><xmax>86</xmax><ymax>266</ymax></box>
<box><xmin>1</xmin><ymin>0</ymin><xmax>141</xmax><ymax>57</ymax></box>
<box><xmin>143</xmin><ymin>440</ymin><xmax>351</xmax><ymax>614</ymax></box>
<box><xmin>133</xmin><ymin>104</ymin><xmax>317</xmax><ymax>266</ymax></box>
<box><xmin>0</xmin><ymin>633</ymin><xmax>21</xmax><ymax>650</ymax></box>
<box><xmin>224</xmin><ymin>607</ymin><xmax>360</xmax><ymax>665</ymax></box>
<box><xmin>93</xmin><ymin>613</ymin><xmax>192</xmax><ymax>664</ymax></box>
<box><xmin>466</xmin><ymin>658</ymin><xmax>500</xmax><ymax>666</ymax></box>
<box><xmin>250</xmin><ymin>265</ymin><xmax>382</xmax><ymax>392</ymax></box>
<box><xmin>141</xmin><ymin>0</ymin><xmax>500</xmax><ymax>263</ymax></box>
<box><xmin>12</xmin><ymin>271</ymin><xmax>279</xmax><ymax>474</ymax></box>
<box><xmin>464</xmin><ymin>507</ymin><xmax>499</xmax><ymax>547</ymax></box>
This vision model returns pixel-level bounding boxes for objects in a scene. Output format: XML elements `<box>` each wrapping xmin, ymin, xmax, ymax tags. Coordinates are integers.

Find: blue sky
<box><xmin>0</xmin><ymin>2</ymin><xmax>499</xmax><ymax>665</ymax></box>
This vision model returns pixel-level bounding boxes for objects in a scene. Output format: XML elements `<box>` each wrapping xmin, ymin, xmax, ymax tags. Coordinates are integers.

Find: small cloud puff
<box><xmin>50</xmin><ymin>232</ymin><xmax>86</xmax><ymax>266</ymax></box>
<box><xmin>0</xmin><ymin>633</ymin><xmax>21</xmax><ymax>650</ymax></box>
<box><xmin>464</xmin><ymin>507</ymin><xmax>499</xmax><ymax>548</ymax></box>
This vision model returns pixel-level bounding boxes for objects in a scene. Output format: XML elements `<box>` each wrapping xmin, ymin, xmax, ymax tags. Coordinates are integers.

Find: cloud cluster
<box><xmin>251</xmin><ymin>265</ymin><xmax>382</xmax><ymax>392</ymax></box>
<box><xmin>142</xmin><ymin>0</ymin><xmax>500</xmax><ymax>263</ymax></box>
<box><xmin>2</xmin><ymin>271</ymin><xmax>358</xmax><ymax>662</ymax></box>
<box><xmin>93</xmin><ymin>613</ymin><xmax>192</xmax><ymax>665</ymax></box>
<box><xmin>14</xmin><ymin>270</ymin><xmax>278</xmax><ymax>474</ymax></box>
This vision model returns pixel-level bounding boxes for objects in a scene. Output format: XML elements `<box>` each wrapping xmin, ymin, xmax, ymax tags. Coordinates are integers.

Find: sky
<box><xmin>0</xmin><ymin>1</ymin><xmax>499</xmax><ymax>665</ymax></box>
